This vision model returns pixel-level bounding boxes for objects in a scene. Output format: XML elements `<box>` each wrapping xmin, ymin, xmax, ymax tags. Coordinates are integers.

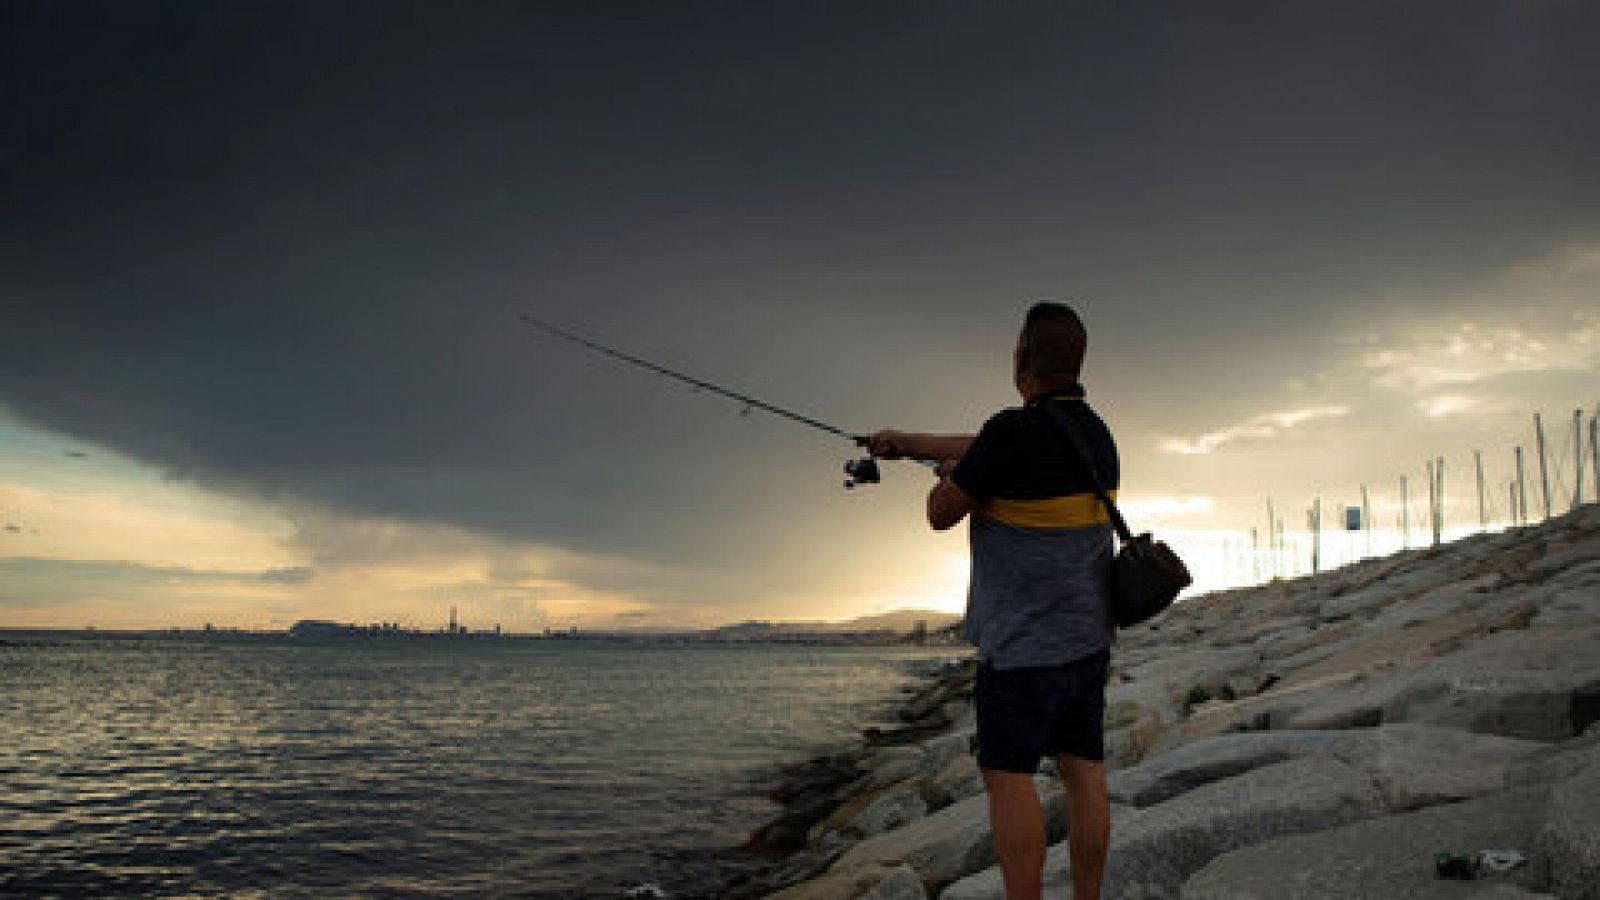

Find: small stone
<box><xmin>859</xmin><ymin>864</ymin><xmax>928</xmax><ymax>900</ymax></box>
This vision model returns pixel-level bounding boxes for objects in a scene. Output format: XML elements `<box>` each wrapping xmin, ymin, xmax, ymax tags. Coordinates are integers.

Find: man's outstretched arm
<box><xmin>862</xmin><ymin>430</ymin><xmax>974</xmax><ymax>462</ymax></box>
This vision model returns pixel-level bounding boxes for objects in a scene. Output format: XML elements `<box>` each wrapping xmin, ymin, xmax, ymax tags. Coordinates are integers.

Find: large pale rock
<box><xmin>1316</xmin><ymin>581</ymin><xmax>1410</xmax><ymax>622</ymax></box>
<box><xmin>1275</xmin><ymin>669</ymin><xmax>1416</xmax><ymax>731</ymax></box>
<box><xmin>1161</xmin><ymin>668</ymin><xmax>1378</xmax><ymax>746</ymax></box>
<box><xmin>900</xmin><ymin>676</ymin><xmax>970</xmax><ymax>723</ymax></box>
<box><xmin>1329</xmin><ymin>724</ymin><xmax>1547</xmax><ymax>811</ymax></box>
<box><xmin>1279</xmin><ymin>608</ymin><xmax>1491</xmax><ymax>690</ymax></box>
<box><xmin>1268</xmin><ymin>635</ymin><xmax>1370</xmax><ymax>678</ymax></box>
<box><xmin>1108</xmin><ymin>730</ymin><xmax>1344</xmax><ymax>807</ymax></box>
<box><xmin>1103</xmin><ymin>679</ymin><xmax>1186</xmax><ymax>768</ymax></box>
<box><xmin>864</xmin><ymin>746</ymin><xmax>927</xmax><ymax>787</ymax></box>
<box><xmin>1528</xmin><ymin>561</ymin><xmax>1600</xmax><ymax>628</ymax></box>
<box><xmin>1474</xmin><ymin>593</ymin><xmax>1542</xmax><ymax>633</ymax></box>
<box><xmin>1181</xmin><ymin>785</ymin><xmax>1552</xmax><ymax>899</ymax></box>
<box><xmin>1105</xmin><ymin>668</ymin><xmax>1195</xmax><ymax>724</ymax></box>
<box><xmin>916</xmin><ymin>727</ymin><xmax>974</xmax><ymax>777</ymax></box>
<box><xmin>1179</xmin><ymin>645</ymin><xmax>1265</xmax><ymax>700</ymax></box>
<box><xmin>926</xmin><ymin>753</ymin><xmax>983</xmax><ymax>809</ymax></box>
<box><xmin>1401</xmin><ymin>666</ymin><xmax>1587</xmax><ymax>736</ymax></box>
<box><xmin>828</xmin><ymin>792</ymin><xmax>993</xmax><ymax>891</ymax></box>
<box><xmin>1222</xmin><ymin>613</ymin><xmax>1314</xmax><ymax>649</ymax></box>
<box><xmin>860</xmin><ymin>864</ymin><xmax>928</xmax><ymax>900</ymax></box>
<box><xmin>944</xmin><ymin>755</ymin><xmax>1386</xmax><ymax>899</ymax></box>
<box><xmin>1527</xmin><ymin>531</ymin><xmax>1600</xmax><ymax>579</ymax></box>
<box><xmin>937</xmin><ymin>805</ymin><xmax>1142</xmax><ymax>900</ymax></box>
<box><xmin>1510</xmin><ymin>722</ymin><xmax>1600</xmax><ymax>787</ymax></box>
<box><xmin>832</xmin><ymin>778</ymin><xmax>1065</xmax><ymax>893</ymax></box>
<box><xmin>1323</xmin><ymin>553</ymin><xmax>1424</xmax><ymax>603</ymax></box>
<box><xmin>1276</xmin><ymin>624</ymin><xmax>1600</xmax><ymax>740</ymax></box>
<box><xmin>1126</xmin><ymin>723</ymin><xmax>1544</xmax><ymax>814</ymax></box>
<box><xmin>1104</xmin><ymin>714</ymin><xmax>1168</xmax><ymax>770</ymax></box>
<box><xmin>1360</xmin><ymin>573</ymin><xmax>1497</xmax><ymax>632</ymax></box>
<box><xmin>767</xmin><ymin>864</ymin><xmax>896</xmax><ymax>900</ymax></box>
<box><xmin>1537</xmin><ymin>754</ymin><xmax>1600</xmax><ymax>899</ymax></box>
<box><xmin>852</xmin><ymin>783</ymin><xmax>929</xmax><ymax>837</ymax></box>
<box><xmin>940</xmin><ymin>700</ymin><xmax>975</xmax><ymax>731</ymax></box>
<box><xmin>1256</xmin><ymin>621</ymin><xmax>1357</xmax><ymax>663</ymax></box>
<box><xmin>812</xmin><ymin>777</ymin><xmax>928</xmax><ymax>843</ymax></box>
<box><xmin>1391</xmin><ymin>625</ymin><xmax>1600</xmax><ymax>740</ymax></box>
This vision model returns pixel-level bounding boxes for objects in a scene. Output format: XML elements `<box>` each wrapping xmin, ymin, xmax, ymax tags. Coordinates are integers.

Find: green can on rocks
<box><xmin>1433</xmin><ymin>852</ymin><xmax>1481</xmax><ymax>880</ymax></box>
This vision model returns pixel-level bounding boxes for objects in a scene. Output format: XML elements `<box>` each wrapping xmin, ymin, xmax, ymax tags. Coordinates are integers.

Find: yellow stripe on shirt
<box><xmin>978</xmin><ymin>490</ymin><xmax>1116</xmax><ymax>529</ymax></box>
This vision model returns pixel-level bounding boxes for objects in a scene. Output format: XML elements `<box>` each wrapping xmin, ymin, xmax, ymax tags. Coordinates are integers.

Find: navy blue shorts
<box><xmin>975</xmin><ymin>648</ymin><xmax>1110</xmax><ymax>774</ymax></box>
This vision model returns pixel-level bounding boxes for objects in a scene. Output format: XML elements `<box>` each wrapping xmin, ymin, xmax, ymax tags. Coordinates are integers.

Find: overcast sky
<box><xmin>3</xmin><ymin>2</ymin><xmax>1598</xmax><ymax>630</ymax></box>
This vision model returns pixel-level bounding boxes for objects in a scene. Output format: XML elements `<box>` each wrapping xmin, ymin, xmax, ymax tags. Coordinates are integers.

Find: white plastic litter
<box><xmin>1479</xmin><ymin>850</ymin><xmax>1526</xmax><ymax>873</ymax></box>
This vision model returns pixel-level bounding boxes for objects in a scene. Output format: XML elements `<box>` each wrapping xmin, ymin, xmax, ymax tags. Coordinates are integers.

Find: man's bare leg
<box><xmin>1056</xmin><ymin>755</ymin><xmax>1110</xmax><ymax>900</ymax></box>
<box><xmin>981</xmin><ymin>768</ymin><xmax>1046</xmax><ymax>900</ymax></box>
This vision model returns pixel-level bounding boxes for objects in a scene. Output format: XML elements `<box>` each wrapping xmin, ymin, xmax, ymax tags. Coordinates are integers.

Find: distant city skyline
<box><xmin>3</xmin><ymin>3</ymin><xmax>1598</xmax><ymax>629</ymax></box>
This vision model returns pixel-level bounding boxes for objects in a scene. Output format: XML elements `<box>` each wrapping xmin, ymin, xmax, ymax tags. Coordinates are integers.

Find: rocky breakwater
<box><xmin>741</xmin><ymin>503</ymin><xmax>1600</xmax><ymax>899</ymax></box>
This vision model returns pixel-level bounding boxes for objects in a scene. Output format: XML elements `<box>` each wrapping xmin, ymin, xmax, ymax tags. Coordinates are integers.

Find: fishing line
<box><xmin>517</xmin><ymin>314</ymin><xmax>931</xmax><ymax>488</ymax></box>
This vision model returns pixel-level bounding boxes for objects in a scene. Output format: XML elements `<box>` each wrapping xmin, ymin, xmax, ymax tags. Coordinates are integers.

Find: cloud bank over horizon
<box><xmin>3</xmin><ymin>3</ymin><xmax>1598</xmax><ymax>627</ymax></box>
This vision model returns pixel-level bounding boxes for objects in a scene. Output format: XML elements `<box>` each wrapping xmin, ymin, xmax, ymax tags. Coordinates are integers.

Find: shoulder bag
<box><xmin>1031</xmin><ymin>401</ymin><xmax>1192</xmax><ymax>627</ymax></box>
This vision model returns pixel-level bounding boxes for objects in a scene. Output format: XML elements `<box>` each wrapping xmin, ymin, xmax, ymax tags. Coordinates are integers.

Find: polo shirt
<box><xmin>950</xmin><ymin>385</ymin><xmax>1118</xmax><ymax>669</ymax></box>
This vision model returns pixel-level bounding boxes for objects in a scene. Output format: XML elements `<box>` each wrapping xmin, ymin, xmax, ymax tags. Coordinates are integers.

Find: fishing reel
<box><xmin>843</xmin><ymin>456</ymin><xmax>881</xmax><ymax>489</ymax></box>
<box><xmin>844</xmin><ymin>453</ymin><xmax>940</xmax><ymax>489</ymax></box>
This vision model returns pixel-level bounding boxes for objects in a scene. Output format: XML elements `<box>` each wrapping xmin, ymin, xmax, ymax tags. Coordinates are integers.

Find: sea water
<box><xmin>0</xmin><ymin>634</ymin><xmax>962</xmax><ymax>897</ymax></box>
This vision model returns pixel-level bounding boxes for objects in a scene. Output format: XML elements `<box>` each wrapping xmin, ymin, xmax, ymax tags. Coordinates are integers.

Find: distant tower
<box><xmin>449</xmin><ymin>604</ymin><xmax>457</xmax><ymax>634</ymax></box>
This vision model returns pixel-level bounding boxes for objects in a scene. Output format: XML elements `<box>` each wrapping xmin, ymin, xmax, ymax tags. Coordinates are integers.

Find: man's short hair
<box><xmin>1019</xmin><ymin>302</ymin><xmax>1087</xmax><ymax>383</ymax></box>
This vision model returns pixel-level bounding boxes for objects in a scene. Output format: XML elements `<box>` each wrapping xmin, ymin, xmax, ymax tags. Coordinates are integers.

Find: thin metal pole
<box><xmin>1535</xmin><ymin>413</ymin><xmax>1551</xmax><ymax>520</ymax></box>
<box><xmin>1250</xmin><ymin>527</ymin><xmax>1260</xmax><ymax>582</ymax></box>
<box><xmin>1266</xmin><ymin>498</ymin><xmax>1277</xmax><ymax>579</ymax></box>
<box><xmin>1308</xmin><ymin>498</ymin><xmax>1321</xmax><ymax>574</ymax></box>
<box><xmin>1592</xmin><ymin>413</ymin><xmax>1599</xmax><ymax>505</ymax></box>
<box><xmin>1306</xmin><ymin>508</ymin><xmax>1315</xmax><ymax>574</ymax></box>
<box><xmin>1400</xmin><ymin>475</ymin><xmax>1410</xmax><ymax>549</ymax></box>
<box><xmin>1474</xmin><ymin>450</ymin><xmax>1486</xmax><ymax>529</ymax></box>
<box><xmin>1576</xmin><ymin>409</ymin><xmax>1586</xmax><ymax>513</ymax></box>
<box><xmin>1509</xmin><ymin>482</ymin><xmax>1518</xmax><ymax>528</ymax></box>
<box><xmin>1515</xmin><ymin>447</ymin><xmax>1527</xmax><ymax>525</ymax></box>
<box><xmin>1426</xmin><ymin>461</ymin><xmax>1435</xmax><ymax>547</ymax></box>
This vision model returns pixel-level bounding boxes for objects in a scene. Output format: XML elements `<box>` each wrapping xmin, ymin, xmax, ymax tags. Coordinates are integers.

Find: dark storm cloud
<box><xmin>3</xmin><ymin>2</ymin><xmax>1598</xmax><ymax>576</ymax></box>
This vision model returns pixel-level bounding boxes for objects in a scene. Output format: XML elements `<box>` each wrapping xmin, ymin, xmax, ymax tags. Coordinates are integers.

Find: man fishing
<box><xmin>865</xmin><ymin>302</ymin><xmax>1116</xmax><ymax>900</ymax></box>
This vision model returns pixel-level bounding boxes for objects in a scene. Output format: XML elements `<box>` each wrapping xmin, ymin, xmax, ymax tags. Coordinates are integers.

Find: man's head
<box><xmin>1014</xmin><ymin>302</ymin><xmax>1087</xmax><ymax>399</ymax></box>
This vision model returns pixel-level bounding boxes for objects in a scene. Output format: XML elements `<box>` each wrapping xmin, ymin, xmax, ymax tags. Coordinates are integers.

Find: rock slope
<box><xmin>740</xmin><ymin>504</ymin><xmax>1600</xmax><ymax>899</ymax></box>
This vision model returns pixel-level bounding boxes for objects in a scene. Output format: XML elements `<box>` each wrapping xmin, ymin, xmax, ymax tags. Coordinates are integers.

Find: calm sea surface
<box><xmin>0</xmin><ymin>634</ymin><xmax>963</xmax><ymax>898</ymax></box>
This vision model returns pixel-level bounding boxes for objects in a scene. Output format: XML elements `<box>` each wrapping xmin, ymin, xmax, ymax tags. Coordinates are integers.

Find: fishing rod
<box><xmin>517</xmin><ymin>313</ymin><xmax>933</xmax><ymax>488</ymax></box>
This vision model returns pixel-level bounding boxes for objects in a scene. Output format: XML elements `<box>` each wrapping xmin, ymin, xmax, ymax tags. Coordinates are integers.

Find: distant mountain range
<box><xmin>708</xmin><ymin>608</ymin><xmax>961</xmax><ymax>637</ymax></box>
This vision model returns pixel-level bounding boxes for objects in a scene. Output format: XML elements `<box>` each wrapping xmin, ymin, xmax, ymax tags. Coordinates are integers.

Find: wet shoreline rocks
<box><xmin>725</xmin><ymin>504</ymin><xmax>1600</xmax><ymax>899</ymax></box>
<box><xmin>706</xmin><ymin>658</ymin><xmax>981</xmax><ymax>899</ymax></box>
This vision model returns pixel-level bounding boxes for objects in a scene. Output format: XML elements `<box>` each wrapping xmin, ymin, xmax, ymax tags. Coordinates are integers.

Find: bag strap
<box><xmin>1029</xmin><ymin>400</ymin><xmax>1136</xmax><ymax>544</ymax></box>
